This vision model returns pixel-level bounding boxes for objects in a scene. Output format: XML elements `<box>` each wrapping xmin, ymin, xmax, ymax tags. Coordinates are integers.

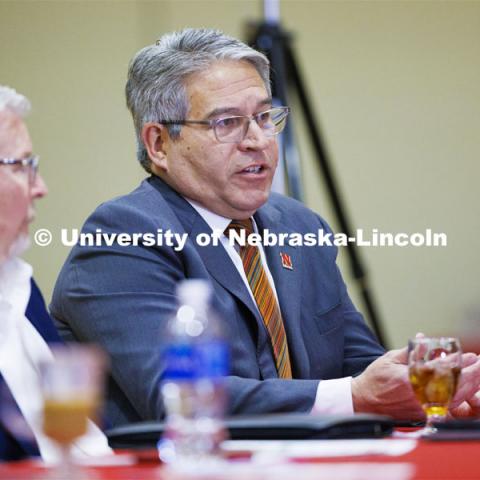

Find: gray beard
<box><xmin>7</xmin><ymin>234</ymin><xmax>31</xmax><ymax>259</ymax></box>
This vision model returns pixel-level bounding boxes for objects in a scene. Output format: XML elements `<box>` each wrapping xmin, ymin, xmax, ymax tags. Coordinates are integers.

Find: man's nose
<box><xmin>30</xmin><ymin>173</ymin><xmax>48</xmax><ymax>199</ymax></box>
<box><xmin>238</xmin><ymin>119</ymin><xmax>271</xmax><ymax>151</ymax></box>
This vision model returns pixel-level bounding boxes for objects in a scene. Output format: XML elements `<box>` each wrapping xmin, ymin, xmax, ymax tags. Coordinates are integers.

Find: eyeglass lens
<box><xmin>214</xmin><ymin>108</ymin><xmax>288</xmax><ymax>143</ymax></box>
<box><xmin>0</xmin><ymin>157</ymin><xmax>38</xmax><ymax>186</ymax></box>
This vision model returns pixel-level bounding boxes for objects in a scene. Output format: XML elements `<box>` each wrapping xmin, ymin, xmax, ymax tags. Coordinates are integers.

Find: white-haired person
<box><xmin>0</xmin><ymin>85</ymin><xmax>112</xmax><ymax>462</ymax></box>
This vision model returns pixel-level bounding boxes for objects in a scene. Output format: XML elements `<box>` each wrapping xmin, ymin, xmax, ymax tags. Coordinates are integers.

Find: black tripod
<box><xmin>246</xmin><ymin>18</ymin><xmax>388</xmax><ymax>348</ymax></box>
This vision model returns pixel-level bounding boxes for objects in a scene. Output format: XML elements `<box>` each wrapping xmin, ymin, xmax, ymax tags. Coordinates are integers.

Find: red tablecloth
<box><xmin>0</xmin><ymin>439</ymin><xmax>479</xmax><ymax>479</ymax></box>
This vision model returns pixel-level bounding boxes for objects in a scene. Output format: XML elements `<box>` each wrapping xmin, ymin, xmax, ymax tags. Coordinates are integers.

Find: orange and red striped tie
<box><xmin>226</xmin><ymin>219</ymin><xmax>292</xmax><ymax>379</ymax></box>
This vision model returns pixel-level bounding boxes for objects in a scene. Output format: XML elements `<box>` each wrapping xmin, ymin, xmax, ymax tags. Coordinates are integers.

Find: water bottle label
<box><xmin>195</xmin><ymin>340</ymin><xmax>229</xmax><ymax>378</ymax></box>
<box><xmin>162</xmin><ymin>343</ymin><xmax>198</xmax><ymax>380</ymax></box>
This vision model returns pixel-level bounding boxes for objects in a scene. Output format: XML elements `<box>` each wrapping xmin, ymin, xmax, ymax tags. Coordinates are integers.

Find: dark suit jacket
<box><xmin>51</xmin><ymin>176</ymin><xmax>384</xmax><ymax>427</ymax></box>
<box><xmin>26</xmin><ymin>279</ymin><xmax>63</xmax><ymax>345</ymax></box>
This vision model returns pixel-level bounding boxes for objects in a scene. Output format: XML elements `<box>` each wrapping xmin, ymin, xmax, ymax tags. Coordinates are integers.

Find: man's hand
<box><xmin>449</xmin><ymin>394</ymin><xmax>480</xmax><ymax>418</ymax></box>
<box><xmin>449</xmin><ymin>353</ymin><xmax>480</xmax><ymax>418</ymax></box>
<box><xmin>352</xmin><ymin>348</ymin><xmax>480</xmax><ymax>420</ymax></box>
<box><xmin>351</xmin><ymin>348</ymin><xmax>425</xmax><ymax>420</ymax></box>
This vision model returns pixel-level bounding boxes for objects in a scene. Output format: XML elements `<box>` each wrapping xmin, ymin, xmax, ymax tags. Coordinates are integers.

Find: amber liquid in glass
<box><xmin>43</xmin><ymin>398</ymin><xmax>96</xmax><ymax>445</ymax></box>
<box><xmin>409</xmin><ymin>365</ymin><xmax>461</xmax><ymax>417</ymax></box>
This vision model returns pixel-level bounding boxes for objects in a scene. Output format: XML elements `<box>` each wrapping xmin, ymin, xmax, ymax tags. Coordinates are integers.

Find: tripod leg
<box><xmin>250</xmin><ymin>24</ymin><xmax>304</xmax><ymax>200</ymax></box>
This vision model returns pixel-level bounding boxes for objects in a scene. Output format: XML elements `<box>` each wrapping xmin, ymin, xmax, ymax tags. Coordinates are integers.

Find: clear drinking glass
<box><xmin>408</xmin><ymin>337</ymin><xmax>462</xmax><ymax>434</ymax></box>
<box><xmin>39</xmin><ymin>345</ymin><xmax>106</xmax><ymax>477</ymax></box>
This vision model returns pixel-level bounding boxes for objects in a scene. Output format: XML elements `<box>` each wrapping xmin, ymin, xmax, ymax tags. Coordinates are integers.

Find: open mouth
<box><xmin>241</xmin><ymin>165</ymin><xmax>264</xmax><ymax>174</ymax></box>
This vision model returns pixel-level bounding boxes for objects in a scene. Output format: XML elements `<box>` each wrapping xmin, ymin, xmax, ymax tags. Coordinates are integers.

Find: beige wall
<box><xmin>1</xmin><ymin>0</ymin><xmax>478</xmax><ymax>348</ymax></box>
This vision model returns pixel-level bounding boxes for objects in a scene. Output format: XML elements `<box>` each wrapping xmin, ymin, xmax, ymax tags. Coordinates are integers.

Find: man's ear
<box><xmin>141</xmin><ymin>122</ymin><xmax>169</xmax><ymax>172</ymax></box>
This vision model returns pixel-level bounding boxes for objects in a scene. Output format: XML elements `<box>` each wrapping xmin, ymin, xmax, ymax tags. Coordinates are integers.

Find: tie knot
<box><xmin>225</xmin><ymin>218</ymin><xmax>254</xmax><ymax>237</ymax></box>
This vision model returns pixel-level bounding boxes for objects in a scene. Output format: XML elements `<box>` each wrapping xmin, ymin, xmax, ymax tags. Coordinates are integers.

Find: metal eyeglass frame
<box><xmin>158</xmin><ymin>106</ymin><xmax>290</xmax><ymax>143</ymax></box>
<box><xmin>0</xmin><ymin>156</ymin><xmax>39</xmax><ymax>185</ymax></box>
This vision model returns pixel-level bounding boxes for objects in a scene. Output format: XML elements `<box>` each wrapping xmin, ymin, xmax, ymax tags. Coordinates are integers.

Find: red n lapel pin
<box><xmin>280</xmin><ymin>252</ymin><xmax>293</xmax><ymax>270</ymax></box>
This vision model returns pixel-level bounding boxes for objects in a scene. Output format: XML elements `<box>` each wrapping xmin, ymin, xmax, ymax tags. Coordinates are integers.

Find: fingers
<box><xmin>387</xmin><ymin>347</ymin><xmax>408</xmax><ymax>364</ymax></box>
<box><xmin>450</xmin><ymin>394</ymin><xmax>480</xmax><ymax>418</ymax></box>
<box><xmin>450</xmin><ymin>401</ymin><xmax>473</xmax><ymax>418</ymax></box>
<box><xmin>461</xmin><ymin>353</ymin><xmax>479</xmax><ymax>368</ymax></box>
<box><xmin>452</xmin><ymin>358</ymin><xmax>480</xmax><ymax>407</ymax></box>
<box><xmin>467</xmin><ymin>391</ymin><xmax>480</xmax><ymax>416</ymax></box>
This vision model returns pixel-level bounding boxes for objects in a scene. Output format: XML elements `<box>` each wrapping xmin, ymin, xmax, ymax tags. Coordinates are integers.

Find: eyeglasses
<box><xmin>159</xmin><ymin>106</ymin><xmax>290</xmax><ymax>144</ymax></box>
<box><xmin>0</xmin><ymin>156</ymin><xmax>39</xmax><ymax>186</ymax></box>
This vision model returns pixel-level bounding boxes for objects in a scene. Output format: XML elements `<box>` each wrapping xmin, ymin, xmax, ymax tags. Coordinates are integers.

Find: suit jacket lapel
<box><xmin>190</xmin><ymin>215</ymin><xmax>263</xmax><ymax>319</ymax></box>
<box><xmin>149</xmin><ymin>177</ymin><xmax>262</xmax><ymax>323</ymax></box>
<box><xmin>25</xmin><ymin>279</ymin><xmax>62</xmax><ymax>346</ymax></box>
<box><xmin>150</xmin><ymin>177</ymin><xmax>307</xmax><ymax>377</ymax></box>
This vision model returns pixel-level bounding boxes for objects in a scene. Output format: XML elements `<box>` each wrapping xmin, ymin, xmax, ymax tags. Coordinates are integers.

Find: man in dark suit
<box><xmin>51</xmin><ymin>29</ymin><xmax>480</xmax><ymax>427</ymax></box>
<box><xmin>0</xmin><ymin>85</ymin><xmax>111</xmax><ymax>461</ymax></box>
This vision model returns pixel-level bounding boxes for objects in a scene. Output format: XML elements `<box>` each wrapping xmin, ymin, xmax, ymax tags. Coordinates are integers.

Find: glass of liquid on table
<box><xmin>40</xmin><ymin>345</ymin><xmax>106</xmax><ymax>478</ymax></box>
<box><xmin>408</xmin><ymin>336</ymin><xmax>462</xmax><ymax>434</ymax></box>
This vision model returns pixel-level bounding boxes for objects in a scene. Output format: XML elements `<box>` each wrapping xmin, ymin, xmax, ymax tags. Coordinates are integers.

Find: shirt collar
<box><xmin>186</xmin><ymin>198</ymin><xmax>232</xmax><ymax>233</ymax></box>
<box><xmin>0</xmin><ymin>257</ymin><xmax>32</xmax><ymax>299</ymax></box>
<box><xmin>185</xmin><ymin>198</ymin><xmax>261</xmax><ymax>235</ymax></box>
<box><xmin>0</xmin><ymin>256</ymin><xmax>32</xmax><ymax>315</ymax></box>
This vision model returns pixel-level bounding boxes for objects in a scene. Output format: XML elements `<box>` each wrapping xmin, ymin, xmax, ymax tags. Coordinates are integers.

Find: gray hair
<box><xmin>126</xmin><ymin>28</ymin><xmax>271</xmax><ymax>172</ymax></box>
<box><xmin>0</xmin><ymin>85</ymin><xmax>30</xmax><ymax>118</ymax></box>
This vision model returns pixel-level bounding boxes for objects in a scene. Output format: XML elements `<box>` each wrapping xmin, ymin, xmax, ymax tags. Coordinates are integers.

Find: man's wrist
<box><xmin>351</xmin><ymin>375</ymin><xmax>369</xmax><ymax>413</ymax></box>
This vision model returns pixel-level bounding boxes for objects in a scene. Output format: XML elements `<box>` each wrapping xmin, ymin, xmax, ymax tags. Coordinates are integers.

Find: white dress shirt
<box><xmin>0</xmin><ymin>257</ymin><xmax>112</xmax><ymax>463</ymax></box>
<box><xmin>187</xmin><ymin>200</ymin><xmax>354</xmax><ymax>415</ymax></box>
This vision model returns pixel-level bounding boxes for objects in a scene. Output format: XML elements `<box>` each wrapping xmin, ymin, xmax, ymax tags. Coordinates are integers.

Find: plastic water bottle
<box><xmin>159</xmin><ymin>279</ymin><xmax>229</xmax><ymax>467</ymax></box>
